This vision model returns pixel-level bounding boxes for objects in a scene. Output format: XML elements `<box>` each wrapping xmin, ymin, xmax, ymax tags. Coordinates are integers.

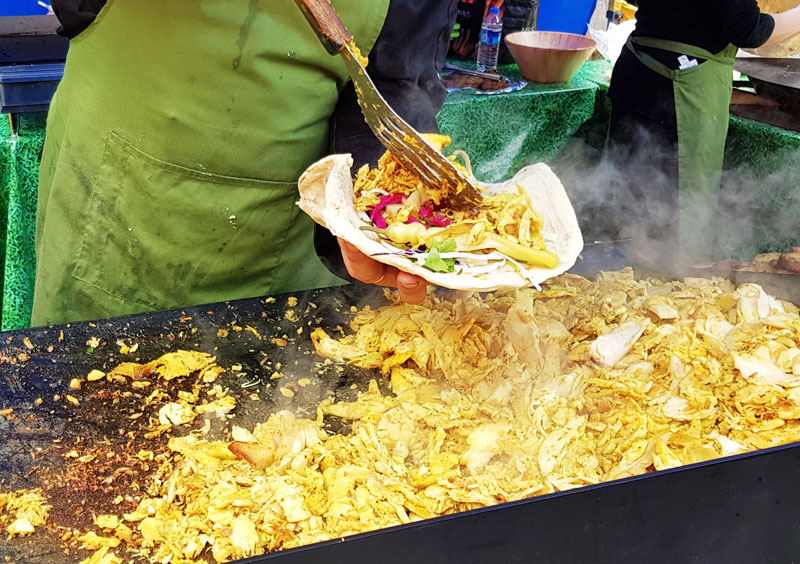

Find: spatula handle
<box><xmin>294</xmin><ymin>0</ymin><xmax>352</xmax><ymax>55</ymax></box>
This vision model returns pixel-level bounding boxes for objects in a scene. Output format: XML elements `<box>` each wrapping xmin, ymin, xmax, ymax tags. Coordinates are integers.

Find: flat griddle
<box><xmin>735</xmin><ymin>58</ymin><xmax>800</xmax><ymax>91</ymax></box>
<box><xmin>732</xmin><ymin>57</ymin><xmax>800</xmax><ymax>130</ymax></box>
<box><xmin>0</xmin><ymin>284</ymin><xmax>388</xmax><ymax>562</ymax></box>
<box><xmin>1</xmin><ymin>252</ymin><xmax>800</xmax><ymax>564</ymax></box>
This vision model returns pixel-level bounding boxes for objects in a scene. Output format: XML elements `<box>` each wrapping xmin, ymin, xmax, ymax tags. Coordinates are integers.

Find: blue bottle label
<box><xmin>481</xmin><ymin>28</ymin><xmax>501</xmax><ymax>47</ymax></box>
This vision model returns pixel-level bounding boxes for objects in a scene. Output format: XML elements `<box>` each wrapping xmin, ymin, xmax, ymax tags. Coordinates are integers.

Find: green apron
<box><xmin>32</xmin><ymin>0</ymin><xmax>388</xmax><ymax>326</ymax></box>
<box><xmin>625</xmin><ymin>37</ymin><xmax>737</xmax><ymax>263</ymax></box>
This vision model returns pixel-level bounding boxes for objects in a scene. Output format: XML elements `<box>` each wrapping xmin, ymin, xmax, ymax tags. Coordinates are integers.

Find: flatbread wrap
<box><xmin>297</xmin><ymin>137</ymin><xmax>583</xmax><ymax>292</ymax></box>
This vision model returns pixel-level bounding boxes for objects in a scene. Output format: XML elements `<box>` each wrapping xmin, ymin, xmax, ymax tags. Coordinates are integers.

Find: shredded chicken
<box><xmin>353</xmin><ymin>136</ymin><xmax>550</xmax><ymax>256</ymax></box>
<box><xmin>11</xmin><ymin>270</ymin><xmax>800</xmax><ymax>563</ymax></box>
<box><xmin>0</xmin><ymin>489</ymin><xmax>51</xmax><ymax>538</ymax></box>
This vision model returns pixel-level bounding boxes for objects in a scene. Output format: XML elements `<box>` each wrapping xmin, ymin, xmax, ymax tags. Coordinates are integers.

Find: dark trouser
<box><xmin>608</xmin><ymin>46</ymin><xmax>681</xmax><ymax>270</ymax></box>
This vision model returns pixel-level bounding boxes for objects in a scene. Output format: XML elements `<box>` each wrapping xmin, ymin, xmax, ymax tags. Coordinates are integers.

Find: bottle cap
<box><xmin>489</xmin><ymin>7</ymin><xmax>500</xmax><ymax>14</ymax></box>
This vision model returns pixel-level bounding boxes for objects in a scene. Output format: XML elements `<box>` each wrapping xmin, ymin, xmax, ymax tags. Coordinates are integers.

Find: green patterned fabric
<box><xmin>0</xmin><ymin>119</ymin><xmax>10</xmax><ymax>308</ymax></box>
<box><xmin>717</xmin><ymin>117</ymin><xmax>800</xmax><ymax>260</ymax></box>
<box><xmin>437</xmin><ymin>62</ymin><xmax>604</xmax><ymax>183</ymax></box>
<box><xmin>724</xmin><ymin>116</ymin><xmax>800</xmax><ymax>175</ymax></box>
<box><xmin>1</xmin><ymin>60</ymin><xmax>799</xmax><ymax>329</ymax></box>
<box><xmin>0</xmin><ymin>113</ymin><xmax>46</xmax><ymax>331</ymax></box>
<box><xmin>0</xmin><ymin>132</ymin><xmax>9</xmax><ymax>322</ymax></box>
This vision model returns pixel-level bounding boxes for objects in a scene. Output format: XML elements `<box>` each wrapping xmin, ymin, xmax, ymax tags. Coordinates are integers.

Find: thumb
<box><xmin>396</xmin><ymin>272</ymin><xmax>428</xmax><ymax>305</ymax></box>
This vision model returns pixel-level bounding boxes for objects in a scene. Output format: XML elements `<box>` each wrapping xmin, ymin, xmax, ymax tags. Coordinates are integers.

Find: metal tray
<box><xmin>732</xmin><ymin>57</ymin><xmax>800</xmax><ymax>130</ymax></box>
<box><xmin>1</xmin><ymin>256</ymin><xmax>799</xmax><ymax>564</ymax></box>
<box><xmin>0</xmin><ymin>62</ymin><xmax>64</xmax><ymax>113</ymax></box>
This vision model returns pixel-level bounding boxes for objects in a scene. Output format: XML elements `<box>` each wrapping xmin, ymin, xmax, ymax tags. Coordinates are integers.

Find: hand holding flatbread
<box><xmin>297</xmin><ymin>139</ymin><xmax>583</xmax><ymax>292</ymax></box>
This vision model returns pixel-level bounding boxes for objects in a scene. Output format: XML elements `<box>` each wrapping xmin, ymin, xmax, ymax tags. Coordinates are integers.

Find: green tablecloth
<box><xmin>438</xmin><ymin>61</ymin><xmax>611</xmax><ymax>183</ymax></box>
<box><xmin>1</xmin><ymin>60</ymin><xmax>798</xmax><ymax>330</ymax></box>
<box><xmin>717</xmin><ymin>117</ymin><xmax>800</xmax><ymax>260</ymax></box>
<box><xmin>0</xmin><ymin>113</ymin><xmax>45</xmax><ymax>331</ymax></box>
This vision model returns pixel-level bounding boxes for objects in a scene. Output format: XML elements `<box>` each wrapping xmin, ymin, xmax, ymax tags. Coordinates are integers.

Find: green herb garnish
<box><xmin>424</xmin><ymin>239</ymin><xmax>457</xmax><ymax>272</ymax></box>
<box><xmin>432</xmin><ymin>239</ymin><xmax>457</xmax><ymax>253</ymax></box>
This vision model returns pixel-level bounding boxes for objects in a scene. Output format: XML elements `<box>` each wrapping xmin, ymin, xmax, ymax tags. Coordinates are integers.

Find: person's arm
<box><xmin>763</xmin><ymin>4</ymin><xmax>800</xmax><ymax>47</ymax></box>
<box><xmin>50</xmin><ymin>0</ymin><xmax>106</xmax><ymax>39</ymax></box>
<box><xmin>317</xmin><ymin>0</ymin><xmax>458</xmax><ymax>303</ymax></box>
<box><xmin>718</xmin><ymin>0</ymin><xmax>775</xmax><ymax>48</ymax></box>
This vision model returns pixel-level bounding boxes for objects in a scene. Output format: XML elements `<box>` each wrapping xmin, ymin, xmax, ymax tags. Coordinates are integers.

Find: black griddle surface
<box><xmin>1</xmin><ymin>257</ymin><xmax>799</xmax><ymax>564</ymax></box>
<box><xmin>0</xmin><ymin>283</ymin><xmax>387</xmax><ymax>563</ymax></box>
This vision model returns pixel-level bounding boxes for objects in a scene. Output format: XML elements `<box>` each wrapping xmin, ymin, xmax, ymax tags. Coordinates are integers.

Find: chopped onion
<box><xmin>368</xmin><ymin>242</ymin><xmax>535</xmax><ymax>285</ymax></box>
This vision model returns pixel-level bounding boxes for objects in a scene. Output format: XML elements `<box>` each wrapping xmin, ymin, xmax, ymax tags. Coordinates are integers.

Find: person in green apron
<box><xmin>607</xmin><ymin>0</ymin><xmax>800</xmax><ymax>267</ymax></box>
<box><xmin>34</xmin><ymin>0</ymin><xmax>457</xmax><ymax>326</ymax></box>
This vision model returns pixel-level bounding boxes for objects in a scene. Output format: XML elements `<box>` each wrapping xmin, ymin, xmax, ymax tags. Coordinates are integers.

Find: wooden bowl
<box><xmin>504</xmin><ymin>31</ymin><xmax>597</xmax><ymax>84</ymax></box>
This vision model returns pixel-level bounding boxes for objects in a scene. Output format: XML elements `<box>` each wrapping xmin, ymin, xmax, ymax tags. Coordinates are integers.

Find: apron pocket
<box><xmin>72</xmin><ymin>131</ymin><xmax>297</xmax><ymax>311</ymax></box>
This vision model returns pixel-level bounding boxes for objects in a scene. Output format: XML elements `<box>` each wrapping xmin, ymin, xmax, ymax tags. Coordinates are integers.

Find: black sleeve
<box><xmin>717</xmin><ymin>0</ymin><xmax>775</xmax><ymax>48</ymax></box>
<box><xmin>329</xmin><ymin>0</ymin><xmax>457</xmax><ymax>168</ymax></box>
<box><xmin>50</xmin><ymin>0</ymin><xmax>106</xmax><ymax>39</ymax></box>
<box><xmin>317</xmin><ymin>0</ymin><xmax>458</xmax><ymax>280</ymax></box>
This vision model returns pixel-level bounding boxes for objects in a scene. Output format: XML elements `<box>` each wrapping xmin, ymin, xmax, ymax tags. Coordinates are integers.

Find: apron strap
<box><xmin>630</xmin><ymin>37</ymin><xmax>734</xmax><ymax>63</ymax></box>
<box><xmin>620</xmin><ymin>35</ymin><xmax>738</xmax><ymax>263</ymax></box>
<box><xmin>625</xmin><ymin>36</ymin><xmax>736</xmax><ymax>80</ymax></box>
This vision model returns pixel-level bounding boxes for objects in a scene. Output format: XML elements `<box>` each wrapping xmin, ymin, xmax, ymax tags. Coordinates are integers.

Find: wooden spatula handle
<box><xmin>294</xmin><ymin>0</ymin><xmax>352</xmax><ymax>55</ymax></box>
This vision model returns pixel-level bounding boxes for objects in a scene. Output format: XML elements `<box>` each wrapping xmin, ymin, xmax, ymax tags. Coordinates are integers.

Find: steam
<box><xmin>717</xmin><ymin>148</ymin><xmax>800</xmax><ymax>260</ymax></box>
<box><xmin>475</xmin><ymin>131</ymin><xmax>528</xmax><ymax>181</ymax></box>
<box><xmin>546</xmin><ymin>126</ymin><xmax>800</xmax><ymax>270</ymax></box>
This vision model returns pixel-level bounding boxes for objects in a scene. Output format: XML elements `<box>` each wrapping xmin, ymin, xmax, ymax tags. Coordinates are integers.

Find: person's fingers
<box><xmin>338</xmin><ymin>239</ymin><xmax>398</xmax><ymax>287</ymax></box>
<box><xmin>339</xmin><ymin>239</ymin><xmax>428</xmax><ymax>303</ymax></box>
<box><xmin>396</xmin><ymin>271</ymin><xmax>428</xmax><ymax>305</ymax></box>
<box><xmin>339</xmin><ymin>239</ymin><xmax>381</xmax><ymax>282</ymax></box>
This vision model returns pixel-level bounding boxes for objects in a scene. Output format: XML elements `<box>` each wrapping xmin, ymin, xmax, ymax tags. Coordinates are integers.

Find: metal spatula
<box><xmin>294</xmin><ymin>0</ymin><xmax>483</xmax><ymax>208</ymax></box>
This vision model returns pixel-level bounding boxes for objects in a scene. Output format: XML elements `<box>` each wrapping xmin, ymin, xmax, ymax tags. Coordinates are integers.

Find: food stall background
<box><xmin>0</xmin><ymin>1</ymin><xmax>797</xmax><ymax>331</ymax></box>
<box><xmin>449</xmin><ymin>0</ymin><xmax>598</xmax><ymax>63</ymax></box>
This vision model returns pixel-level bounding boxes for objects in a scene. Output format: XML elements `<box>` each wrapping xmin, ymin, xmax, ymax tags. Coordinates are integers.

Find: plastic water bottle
<box><xmin>477</xmin><ymin>7</ymin><xmax>503</xmax><ymax>72</ymax></box>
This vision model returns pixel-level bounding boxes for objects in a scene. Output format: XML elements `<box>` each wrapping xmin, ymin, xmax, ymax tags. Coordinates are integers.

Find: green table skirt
<box><xmin>1</xmin><ymin>60</ymin><xmax>799</xmax><ymax>330</ymax></box>
<box><xmin>437</xmin><ymin>61</ymin><xmax>610</xmax><ymax>183</ymax></box>
<box><xmin>0</xmin><ymin>113</ymin><xmax>45</xmax><ymax>331</ymax></box>
<box><xmin>718</xmin><ymin>117</ymin><xmax>800</xmax><ymax>260</ymax></box>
